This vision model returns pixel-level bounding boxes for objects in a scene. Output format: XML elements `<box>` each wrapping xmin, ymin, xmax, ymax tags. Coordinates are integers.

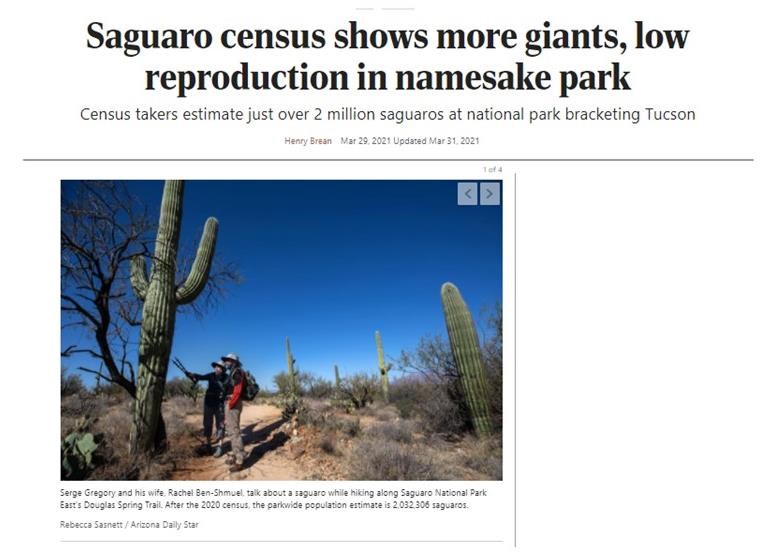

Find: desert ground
<box><xmin>61</xmin><ymin>392</ymin><xmax>502</xmax><ymax>481</ymax></box>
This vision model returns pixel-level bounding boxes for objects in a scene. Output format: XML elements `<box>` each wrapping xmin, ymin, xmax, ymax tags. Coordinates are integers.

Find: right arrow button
<box><xmin>480</xmin><ymin>182</ymin><xmax>501</xmax><ymax>206</ymax></box>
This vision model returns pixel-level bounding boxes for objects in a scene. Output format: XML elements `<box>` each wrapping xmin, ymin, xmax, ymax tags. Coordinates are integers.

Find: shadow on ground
<box><xmin>215</xmin><ymin>418</ymin><xmax>289</xmax><ymax>468</ymax></box>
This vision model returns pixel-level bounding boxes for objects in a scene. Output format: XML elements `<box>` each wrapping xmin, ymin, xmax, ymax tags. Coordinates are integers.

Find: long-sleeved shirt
<box><xmin>187</xmin><ymin>371</ymin><xmax>228</xmax><ymax>404</ymax></box>
<box><xmin>226</xmin><ymin>368</ymin><xmax>244</xmax><ymax>409</ymax></box>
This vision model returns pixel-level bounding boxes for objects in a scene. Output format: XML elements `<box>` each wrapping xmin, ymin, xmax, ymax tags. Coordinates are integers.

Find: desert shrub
<box><xmin>319</xmin><ymin>435</ymin><xmax>338</xmax><ymax>455</ymax></box>
<box><xmin>353</xmin><ymin>402</ymin><xmax>379</xmax><ymax>416</ymax></box>
<box><xmin>461</xmin><ymin>436</ymin><xmax>503</xmax><ymax>480</ymax></box>
<box><xmin>296</xmin><ymin>405</ymin><xmax>326</xmax><ymax>428</ymax></box>
<box><xmin>61</xmin><ymin>370</ymin><xmax>86</xmax><ymax>398</ymax></box>
<box><xmin>420</xmin><ymin>380</ymin><xmax>470</xmax><ymax>435</ymax></box>
<box><xmin>395</xmin><ymin>304</ymin><xmax>503</xmax><ymax>436</ymax></box>
<box><xmin>389</xmin><ymin>375</ymin><xmax>468</xmax><ymax>435</ymax></box>
<box><xmin>164</xmin><ymin>376</ymin><xmax>201</xmax><ymax>401</ymax></box>
<box><xmin>356</xmin><ymin>402</ymin><xmax>400</xmax><ymax>421</ymax></box>
<box><xmin>273</xmin><ymin>371</ymin><xmax>295</xmax><ymax>395</ymax></box>
<box><xmin>61</xmin><ymin>392</ymin><xmax>109</xmax><ymax>424</ymax></box>
<box><xmin>278</xmin><ymin>392</ymin><xmax>304</xmax><ymax>419</ymax></box>
<box><xmin>366</xmin><ymin>420</ymin><xmax>414</xmax><ymax>444</ymax></box>
<box><xmin>349</xmin><ymin>440</ymin><xmax>444</xmax><ymax>480</ymax></box>
<box><xmin>273</xmin><ymin>370</ymin><xmax>314</xmax><ymax>396</ymax></box>
<box><xmin>84</xmin><ymin>395</ymin><xmax>196</xmax><ymax>480</ymax></box>
<box><xmin>338</xmin><ymin>373</ymin><xmax>379</xmax><ymax>409</ymax></box>
<box><xmin>93</xmin><ymin>379</ymin><xmax>132</xmax><ymax>401</ymax></box>
<box><xmin>296</xmin><ymin>405</ymin><xmax>361</xmax><ymax>438</ymax></box>
<box><xmin>324</xmin><ymin>416</ymin><xmax>361</xmax><ymax>437</ymax></box>
<box><xmin>164</xmin><ymin>395</ymin><xmax>199</xmax><ymax>424</ymax></box>
<box><xmin>338</xmin><ymin>417</ymin><xmax>361</xmax><ymax>437</ymax></box>
<box><xmin>481</xmin><ymin>304</ymin><xmax>503</xmax><ymax>432</ymax></box>
<box><xmin>388</xmin><ymin>376</ymin><xmax>431</xmax><ymax>419</ymax></box>
<box><xmin>305</xmin><ymin>376</ymin><xmax>334</xmax><ymax>399</ymax></box>
<box><xmin>374</xmin><ymin>407</ymin><xmax>400</xmax><ymax>422</ymax></box>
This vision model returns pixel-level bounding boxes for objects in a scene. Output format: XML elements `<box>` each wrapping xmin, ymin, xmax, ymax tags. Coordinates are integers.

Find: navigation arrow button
<box><xmin>480</xmin><ymin>182</ymin><xmax>500</xmax><ymax>205</ymax></box>
<box><xmin>457</xmin><ymin>182</ymin><xmax>478</xmax><ymax>205</ymax></box>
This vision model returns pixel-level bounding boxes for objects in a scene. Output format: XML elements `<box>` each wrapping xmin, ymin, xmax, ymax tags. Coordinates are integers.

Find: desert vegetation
<box><xmin>61</xmin><ymin>292</ymin><xmax>502</xmax><ymax>481</ymax></box>
<box><xmin>61</xmin><ymin>180</ymin><xmax>502</xmax><ymax>481</ymax></box>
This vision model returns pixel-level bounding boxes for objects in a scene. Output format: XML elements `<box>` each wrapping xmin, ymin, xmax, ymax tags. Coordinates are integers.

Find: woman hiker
<box><xmin>175</xmin><ymin>358</ymin><xmax>228</xmax><ymax>457</ymax></box>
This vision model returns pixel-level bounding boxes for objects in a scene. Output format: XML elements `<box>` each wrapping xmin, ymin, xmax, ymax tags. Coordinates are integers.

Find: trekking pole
<box><xmin>172</xmin><ymin>357</ymin><xmax>188</xmax><ymax>372</ymax></box>
<box><xmin>172</xmin><ymin>357</ymin><xmax>196</xmax><ymax>383</ymax></box>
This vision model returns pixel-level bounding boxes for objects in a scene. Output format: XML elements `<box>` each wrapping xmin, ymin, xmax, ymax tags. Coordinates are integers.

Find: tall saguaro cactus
<box><xmin>375</xmin><ymin>330</ymin><xmax>392</xmax><ymax>403</ymax></box>
<box><xmin>286</xmin><ymin>337</ymin><xmax>298</xmax><ymax>396</ymax></box>
<box><xmin>129</xmin><ymin>180</ymin><xmax>218</xmax><ymax>454</ymax></box>
<box><xmin>334</xmin><ymin>364</ymin><xmax>341</xmax><ymax>392</ymax></box>
<box><xmin>441</xmin><ymin>282</ymin><xmax>492</xmax><ymax>437</ymax></box>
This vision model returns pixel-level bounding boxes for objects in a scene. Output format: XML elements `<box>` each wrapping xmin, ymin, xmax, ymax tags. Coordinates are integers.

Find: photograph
<box><xmin>61</xmin><ymin>179</ymin><xmax>503</xmax><ymax>481</ymax></box>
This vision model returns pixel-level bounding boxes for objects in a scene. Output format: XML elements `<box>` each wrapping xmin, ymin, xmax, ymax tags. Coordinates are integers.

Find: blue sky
<box><xmin>61</xmin><ymin>179</ymin><xmax>502</xmax><ymax>389</ymax></box>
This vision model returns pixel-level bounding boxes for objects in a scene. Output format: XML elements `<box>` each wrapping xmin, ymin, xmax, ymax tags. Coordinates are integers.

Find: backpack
<box><xmin>242</xmin><ymin>370</ymin><xmax>260</xmax><ymax>401</ymax></box>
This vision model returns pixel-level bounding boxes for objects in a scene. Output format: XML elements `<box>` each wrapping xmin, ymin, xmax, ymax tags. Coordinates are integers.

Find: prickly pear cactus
<box><xmin>441</xmin><ymin>282</ymin><xmax>492</xmax><ymax>436</ymax></box>
<box><xmin>129</xmin><ymin>180</ymin><xmax>218</xmax><ymax>454</ymax></box>
<box><xmin>375</xmin><ymin>330</ymin><xmax>392</xmax><ymax>403</ymax></box>
<box><xmin>61</xmin><ymin>418</ymin><xmax>100</xmax><ymax>479</ymax></box>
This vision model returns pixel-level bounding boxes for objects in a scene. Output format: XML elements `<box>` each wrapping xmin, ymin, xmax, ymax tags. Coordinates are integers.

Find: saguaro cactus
<box><xmin>286</xmin><ymin>337</ymin><xmax>298</xmax><ymax>396</ymax></box>
<box><xmin>375</xmin><ymin>330</ymin><xmax>392</xmax><ymax>403</ymax></box>
<box><xmin>441</xmin><ymin>282</ymin><xmax>492</xmax><ymax>437</ymax></box>
<box><xmin>129</xmin><ymin>180</ymin><xmax>218</xmax><ymax>454</ymax></box>
<box><xmin>334</xmin><ymin>364</ymin><xmax>341</xmax><ymax>392</ymax></box>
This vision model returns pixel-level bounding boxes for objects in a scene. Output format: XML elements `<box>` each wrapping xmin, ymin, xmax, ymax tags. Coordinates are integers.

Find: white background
<box><xmin>2</xmin><ymin>1</ymin><xmax>769</xmax><ymax>558</ymax></box>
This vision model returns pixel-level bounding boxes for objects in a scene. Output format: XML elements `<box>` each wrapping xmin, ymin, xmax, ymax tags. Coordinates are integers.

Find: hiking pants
<box><xmin>203</xmin><ymin>398</ymin><xmax>225</xmax><ymax>442</ymax></box>
<box><xmin>227</xmin><ymin>400</ymin><xmax>244</xmax><ymax>464</ymax></box>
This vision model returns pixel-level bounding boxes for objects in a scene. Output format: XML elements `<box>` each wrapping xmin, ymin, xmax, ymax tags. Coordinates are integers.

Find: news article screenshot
<box><xmin>3</xmin><ymin>1</ymin><xmax>769</xmax><ymax>558</ymax></box>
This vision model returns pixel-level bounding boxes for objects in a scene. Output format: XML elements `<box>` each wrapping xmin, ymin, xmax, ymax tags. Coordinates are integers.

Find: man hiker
<box><xmin>175</xmin><ymin>358</ymin><xmax>228</xmax><ymax>457</ymax></box>
<box><xmin>222</xmin><ymin>353</ymin><xmax>246</xmax><ymax>472</ymax></box>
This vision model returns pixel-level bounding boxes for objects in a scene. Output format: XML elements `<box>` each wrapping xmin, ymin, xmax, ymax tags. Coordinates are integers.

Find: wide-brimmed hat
<box><xmin>221</xmin><ymin>353</ymin><xmax>241</xmax><ymax>364</ymax></box>
<box><xmin>211</xmin><ymin>360</ymin><xmax>226</xmax><ymax>369</ymax></box>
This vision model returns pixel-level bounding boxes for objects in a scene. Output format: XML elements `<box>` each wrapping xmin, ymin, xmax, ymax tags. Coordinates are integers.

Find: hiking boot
<box><xmin>212</xmin><ymin>447</ymin><xmax>224</xmax><ymax>458</ymax></box>
<box><xmin>225</xmin><ymin>454</ymin><xmax>235</xmax><ymax>465</ymax></box>
<box><xmin>196</xmin><ymin>444</ymin><xmax>212</xmax><ymax>456</ymax></box>
<box><xmin>228</xmin><ymin>462</ymin><xmax>243</xmax><ymax>473</ymax></box>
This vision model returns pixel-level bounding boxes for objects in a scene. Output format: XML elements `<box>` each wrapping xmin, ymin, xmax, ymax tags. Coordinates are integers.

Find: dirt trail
<box><xmin>171</xmin><ymin>404</ymin><xmax>303</xmax><ymax>481</ymax></box>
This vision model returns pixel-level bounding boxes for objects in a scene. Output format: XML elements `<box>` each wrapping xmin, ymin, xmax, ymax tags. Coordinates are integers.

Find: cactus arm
<box><xmin>175</xmin><ymin>217</ymin><xmax>219</xmax><ymax>305</ymax></box>
<box><xmin>130</xmin><ymin>255</ymin><xmax>149</xmax><ymax>301</ymax></box>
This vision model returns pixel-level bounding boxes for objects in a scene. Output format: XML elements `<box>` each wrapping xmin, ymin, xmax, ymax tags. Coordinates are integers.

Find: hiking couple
<box><xmin>179</xmin><ymin>353</ymin><xmax>247</xmax><ymax>473</ymax></box>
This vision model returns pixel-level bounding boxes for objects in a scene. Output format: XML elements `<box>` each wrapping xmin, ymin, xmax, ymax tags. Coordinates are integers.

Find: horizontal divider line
<box><xmin>62</xmin><ymin>539</ymin><xmax>505</xmax><ymax>543</ymax></box>
<box><xmin>23</xmin><ymin>158</ymin><xmax>755</xmax><ymax>162</ymax></box>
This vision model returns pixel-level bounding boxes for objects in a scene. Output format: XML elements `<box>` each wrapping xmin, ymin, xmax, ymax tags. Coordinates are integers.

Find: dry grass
<box><xmin>63</xmin><ymin>391</ymin><xmax>503</xmax><ymax>481</ymax></box>
<box><xmin>348</xmin><ymin>439</ymin><xmax>445</xmax><ymax>480</ymax></box>
<box><xmin>365</xmin><ymin>420</ymin><xmax>414</xmax><ymax>444</ymax></box>
<box><xmin>62</xmin><ymin>393</ymin><xmax>199</xmax><ymax>480</ymax></box>
<box><xmin>463</xmin><ymin>435</ymin><xmax>503</xmax><ymax>480</ymax></box>
<box><xmin>298</xmin><ymin>404</ymin><xmax>362</xmax><ymax>438</ymax></box>
<box><xmin>291</xmin><ymin>397</ymin><xmax>502</xmax><ymax>481</ymax></box>
<box><xmin>428</xmin><ymin>435</ymin><xmax>503</xmax><ymax>481</ymax></box>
